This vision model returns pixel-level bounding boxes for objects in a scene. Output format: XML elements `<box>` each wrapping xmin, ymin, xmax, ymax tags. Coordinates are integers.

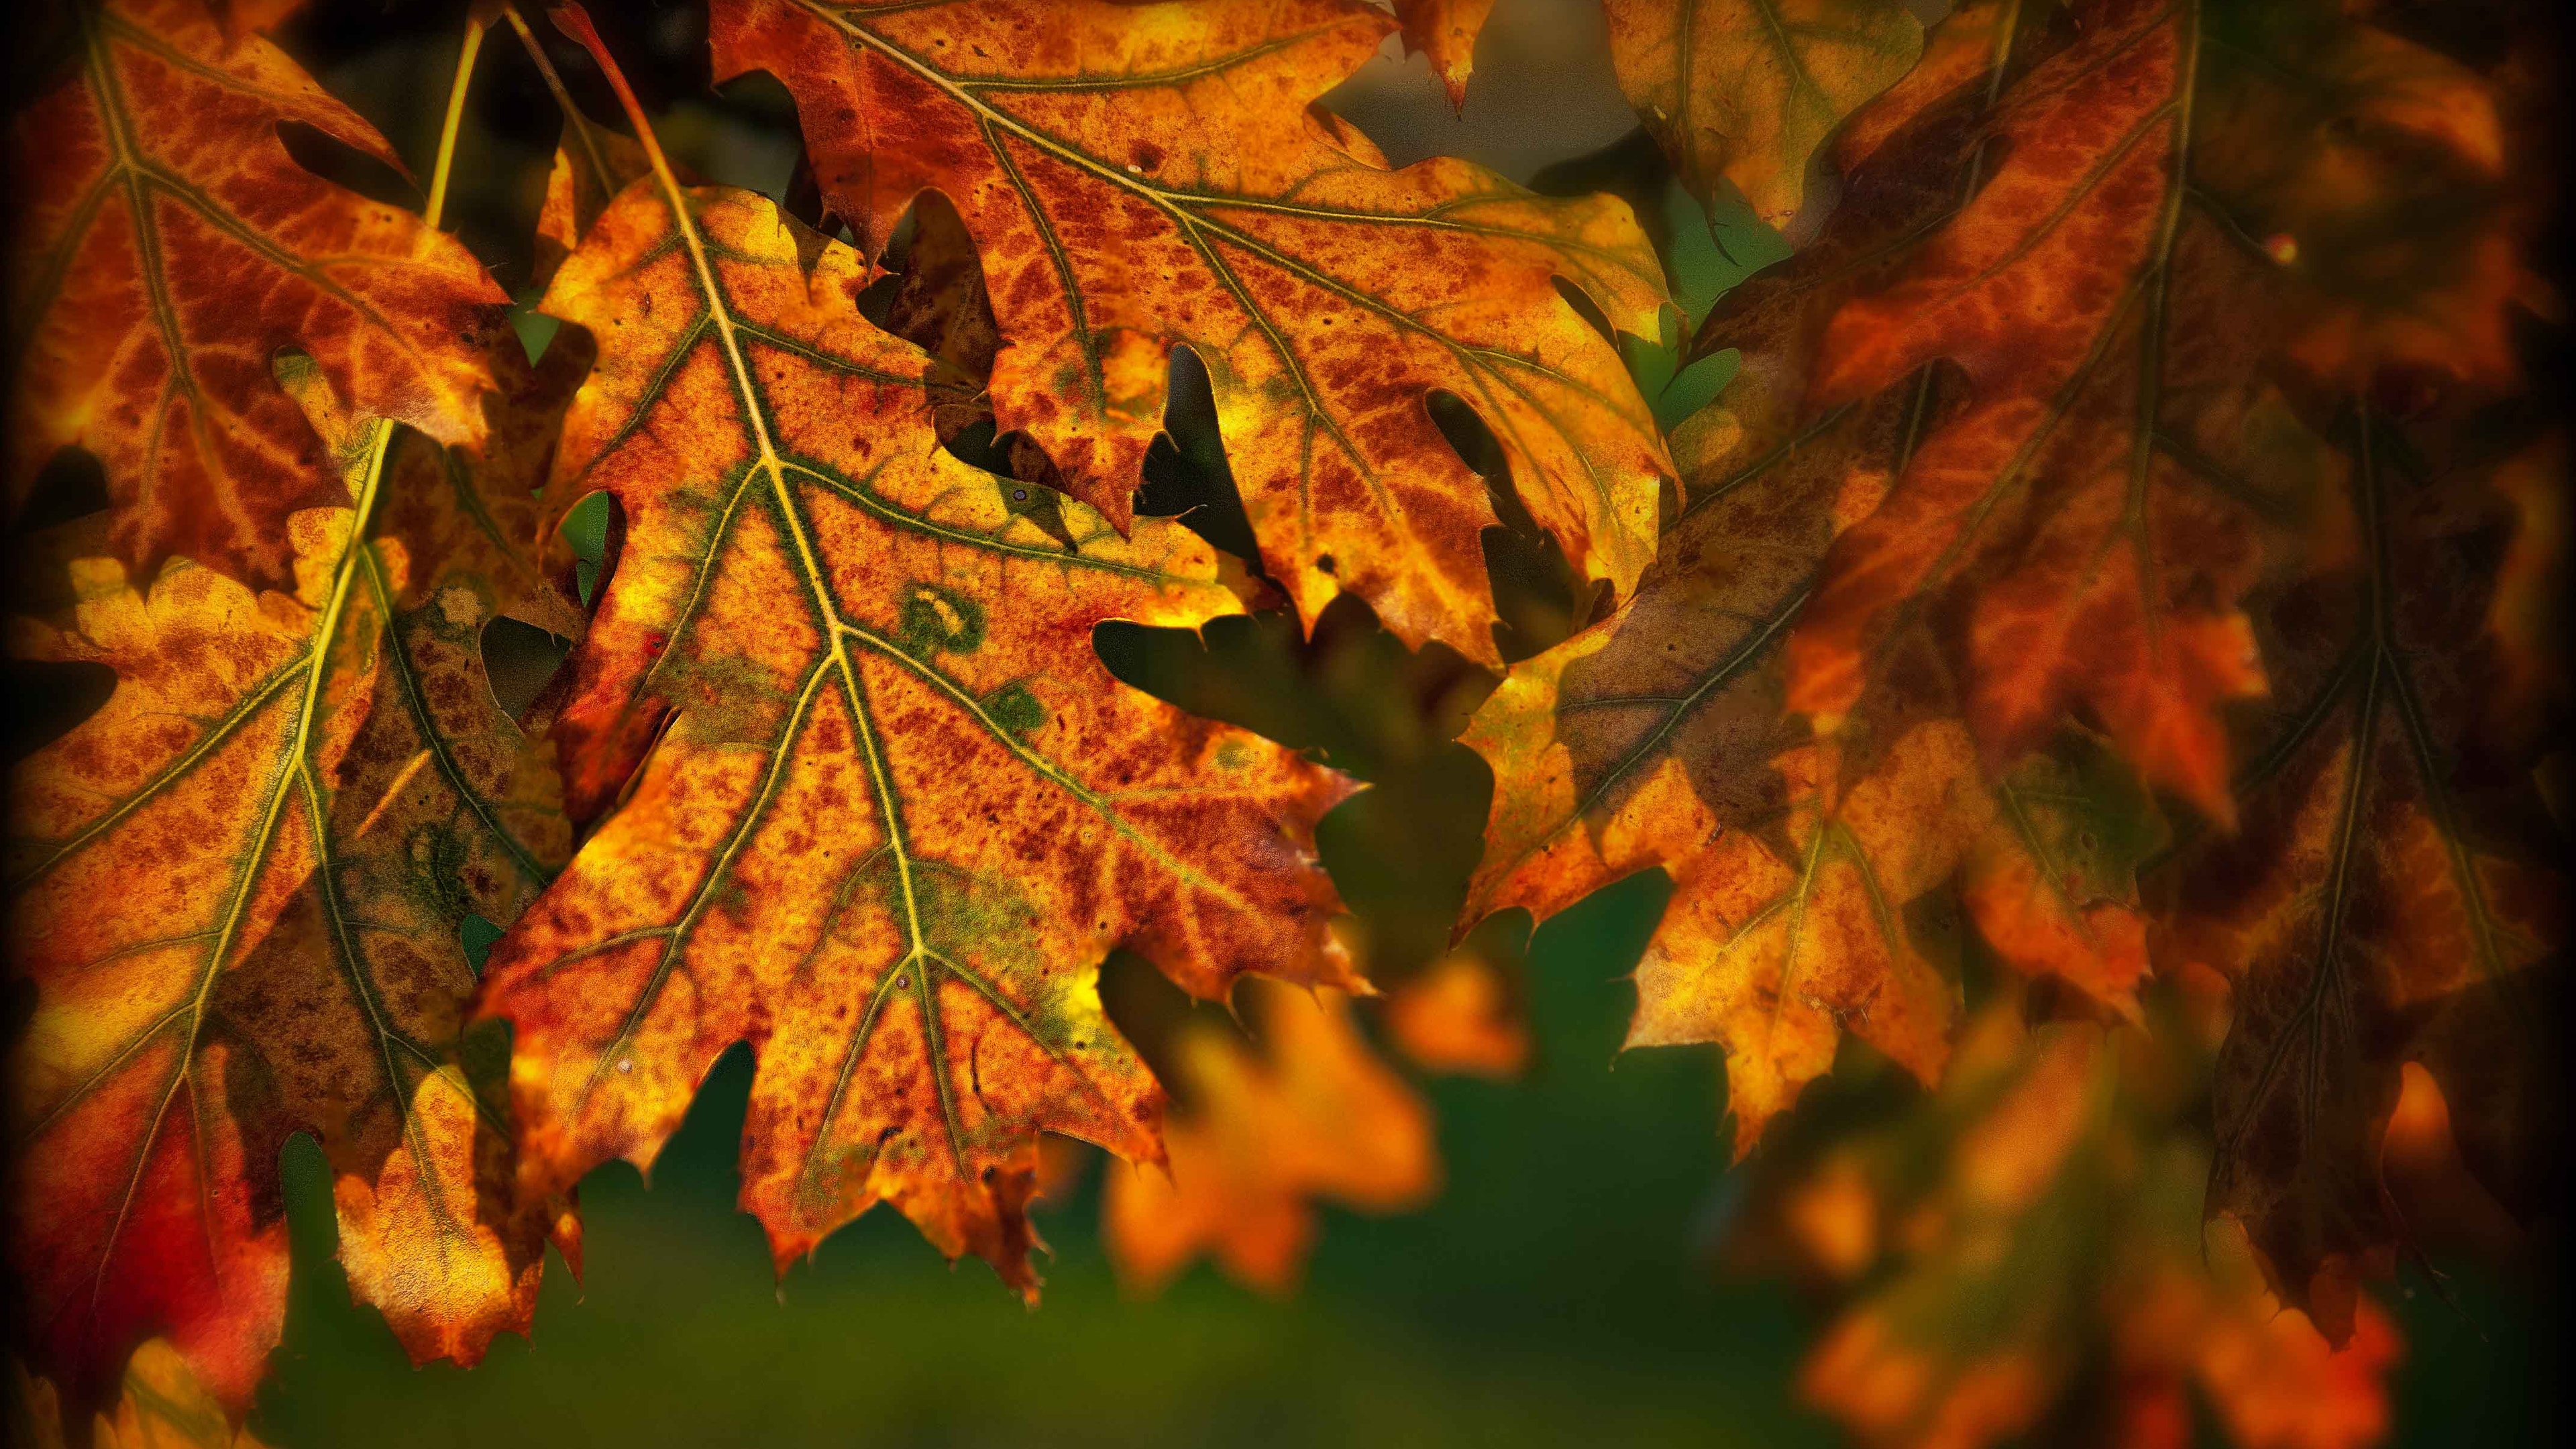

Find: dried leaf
<box><xmin>8</xmin><ymin>0</ymin><xmax>505</xmax><ymax>589</ymax></box>
<box><xmin>1391</xmin><ymin>0</ymin><xmax>1494</xmax><ymax>109</ymax></box>
<box><xmin>708</xmin><ymin>0</ymin><xmax>1671</xmax><ymax>666</ymax></box>
<box><xmin>1603</xmin><ymin>0</ymin><xmax>1926</xmax><ymax>227</ymax></box>
<box><xmin>6</xmin><ymin>349</ymin><xmax>578</xmax><ymax>1415</ymax></box>
<box><xmin>2169</xmin><ymin>417</ymin><xmax>2561</xmax><ymax>1344</ymax></box>
<box><xmin>1103</xmin><ymin>980</ymin><xmax>1436</xmax><ymax>1295</ymax></box>
<box><xmin>473</xmin><ymin>57</ymin><xmax>1358</xmax><ymax>1297</ymax></box>
<box><xmin>1786</xmin><ymin>0</ymin><xmax>2278</xmax><ymax>824</ymax></box>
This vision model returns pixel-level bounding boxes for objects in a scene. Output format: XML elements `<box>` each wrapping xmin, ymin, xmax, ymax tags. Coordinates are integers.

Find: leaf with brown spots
<box><xmin>1102</xmin><ymin>979</ymin><xmax>1436</xmax><ymax>1295</ymax></box>
<box><xmin>706</xmin><ymin>0</ymin><xmax>1670</xmax><ymax>667</ymax></box>
<box><xmin>5</xmin><ymin>344</ymin><xmax>580</xmax><ymax>1417</ymax></box>
<box><xmin>1602</xmin><ymin>0</ymin><xmax>1925</xmax><ymax>228</ymax></box>
<box><xmin>2166</xmin><ymin>414</ymin><xmax>2561</xmax><ymax>1345</ymax></box>
<box><xmin>1390</xmin><ymin>0</ymin><xmax>1494</xmax><ymax>109</ymax></box>
<box><xmin>474</xmin><ymin>21</ymin><xmax>1356</xmax><ymax>1299</ymax></box>
<box><xmin>7</xmin><ymin>0</ymin><xmax>506</xmax><ymax>590</ymax></box>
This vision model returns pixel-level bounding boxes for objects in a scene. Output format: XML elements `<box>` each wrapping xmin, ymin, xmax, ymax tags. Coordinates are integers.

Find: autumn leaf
<box><xmin>1460</xmin><ymin>221</ymin><xmax>2163</xmax><ymax>1148</ymax></box>
<box><xmin>1387</xmin><ymin>0</ymin><xmax>1493</xmax><ymax>108</ymax></box>
<box><xmin>5</xmin><ymin>343</ymin><xmax>580</xmax><ymax>1414</ymax></box>
<box><xmin>14</xmin><ymin>1340</ymin><xmax>278</xmax><ymax>1449</ymax></box>
<box><xmin>1601</xmin><ymin>0</ymin><xmax>1925</xmax><ymax>228</ymax></box>
<box><xmin>8</xmin><ymin>0</ymin><xmax>506</xmax><ymax>590</ymax></box>
<box><xmin>1781</xmin><ymin>0</ymin><xmax>2279</xmax><ymax>823</ymax></box>
<box><xmin>1386</xmin><ymin>943</ymin><xmax>1529</xmax><ymax>1078</ymax></box>
<box><xmin>1102</xmin><ymin>979</ymin><xmax>1436</xmax><ymax>1295</ymax></box>
<box><xmin>1775</xmin><ymin>1003</ymin><xmax>2402</xmax><ymax>1449</ymax></box>
<box><xmin>2166</xmin><ymin>415</ymin><xmax>2561</xmax><ymax>1344</ymax></box>
<box><xmin>706</xmin><ymin>0</ymin><xmax>1671</xmax><ymax>667</ymax></box>
<box><xmin>474</xmin><ymin>17</ymin><xmax>1358</xmax><ymax>1299</ymax></box>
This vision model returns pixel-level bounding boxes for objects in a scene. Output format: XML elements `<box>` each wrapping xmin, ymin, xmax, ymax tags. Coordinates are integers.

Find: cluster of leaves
<box><xmin>1460</xmin><ymin>0</ymin><xmax>2560</xmax><ymax>1365</ymax></box>
<box><xmin>1</xmin><ymin>0</ymin><xmax>2559</xmax><ymax>1444</ymax></box>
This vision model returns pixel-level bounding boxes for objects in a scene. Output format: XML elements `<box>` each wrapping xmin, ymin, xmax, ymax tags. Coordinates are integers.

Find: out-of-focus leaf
<box><xmin>5</xmin><ymin>341</ymin><xmax>580</xmax><ymax>1417</ymax></box>
<box><xmin>707</xmin><ymin>0</ymin><xmax>1671</xmax><ymax>667</ymax></box>
<box><xmin>1602</xmin><ymin>0</ymin><xmax>1925</xmax><ymax>228</ymax></box>
<box><xmin>2167</xmin><ymin>415</ymin><xmax>2561</xmax><ymax>1345</ymax></box>
<box><xmin>7</xmin><ymin>0</ymin><xmax>505</xmax><ymax>590</ymax></box>
<box><xmin>475</xmin><ymin>25</ymin><xmax>1358</xmax><ymax>1299</ymax></box>
<box><xmin>1772</xmin><ymin>1002</ymin><xmax>2403</xmax><ymax>1449</ymax></box>
<box><xmin>1103</xmin><ymin>980</ymin><xmax>1436</xmax><ymax>1295</ymax></box>
<box><xmin>1386</xmin><ymin>944</ymin><xmax>1529</xmax><ymax>1078</ymax></box>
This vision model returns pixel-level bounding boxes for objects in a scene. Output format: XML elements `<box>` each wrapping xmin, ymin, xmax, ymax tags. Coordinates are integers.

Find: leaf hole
<box><xmin>481</xmin><ymin>616</ymin><xmax>573</xmax><ymax>722</ymax></box>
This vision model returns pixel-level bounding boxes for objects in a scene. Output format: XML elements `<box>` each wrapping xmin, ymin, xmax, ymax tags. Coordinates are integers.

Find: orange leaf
<box><xmin>6</xmin><ymin>343</ymin><xmax>580</xmax><ymax>1417</ymax></box>
<box><xmin>472</xmin><ymin>37</ymin><xmax>1358</xmax><ymax>1296</ymax></box>
<box><xmin>1787</xmin><ymin>0</ymin><xmax>2286</xmax><ymax>824</ymax></box>
<box><xmin>706</xmin><ymin>0</ymin><xmax>1670</xmax><ymax>667</ymax></box>
<box><xmin>1391</xmin><ymin>0</ymin><xmax>1494</xmax><ymax>109</ymax></box>
<box><xmin>8</xmin><ymin>0</ymin><xmax>506</xmax><ymax>590</ymax></box>
<box><xmin>1603</xmin><ymin>0</ymin><xmax>1925</xmax><ymax>227</ymax></box>
<box><xmin>1103</xmin><ymin>980</ymin><xmax>1436</xmax><ymax>1295</ymax></box>
<box><xmin>1386</xmin><ymin>945</ymin><xmax>1529</xmax><ymax>1078</ymax></box>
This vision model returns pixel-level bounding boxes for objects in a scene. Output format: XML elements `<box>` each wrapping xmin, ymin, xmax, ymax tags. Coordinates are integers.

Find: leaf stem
<box><xmin>424</xmin><ymin>14</ymin><xmax>486</xmax><ymax>231</ymax></box>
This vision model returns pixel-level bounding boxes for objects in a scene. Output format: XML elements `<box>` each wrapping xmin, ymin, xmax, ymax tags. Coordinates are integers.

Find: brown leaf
<box><xmin>706</xmin><ymin>0</ymin><xmax>1671</xmax><ymax>666</ymax></box>
<box><xmin>8</xmin><ymin>0</ymin><xmax>505</xmax><ymax>590</ymax></box>
<box><xmin>2168</xmin><ymin>415</ymin><xmax>2561</xmax><ymax>1344</ymax></box>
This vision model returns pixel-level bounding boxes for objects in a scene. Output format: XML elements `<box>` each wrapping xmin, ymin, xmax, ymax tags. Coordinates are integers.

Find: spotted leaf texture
<box><xmin>2167</xmin><ymin>418</ymin><xmax>2561</xmax><ymax>1345</ymax></box>
<box><xmin>1102</xmin><ymin>979</ymin><xmax>1436</xmax><ymax>1295</ymax></box>
<box><xmin>472</xmin><ymin>129</ymin><xmax>1357</xmax><ymax>1297</ymax></box>
<box><xmin>1602</xmin><ymin>0</ymin><xmax>1925</xmax><ymax>227</ymax></box>
<box><xmin>708</xmin><ymin>0</ymin><xmax>1670</xmax><ymax>667</ymax></box>
<box><xmin>5</xmin><ymin>348</ymin><xmax>580</xmax><ymax>1417</ymax></box>
<box><xmin>7</xmin><ymin>0</ymin><xmax>506</xmax><ymax>590</ymax></box>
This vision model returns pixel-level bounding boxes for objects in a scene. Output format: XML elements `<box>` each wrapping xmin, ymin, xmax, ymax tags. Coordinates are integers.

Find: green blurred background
<box><xmin>228</xmin><ymin>2</ymin><xmax>2551</xmax><ymax>1444</ymax></box>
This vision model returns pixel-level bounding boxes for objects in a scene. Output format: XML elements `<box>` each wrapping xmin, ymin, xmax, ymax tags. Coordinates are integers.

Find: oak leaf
<box><xmin>6</xmin><ymin>347</ymin><xmax>580</xmax><ymax>1415</ymax></box>
<box><xmin>706</xmin><ymin>0</ymin><xmax>1672</xmax><ymax>666</ymax></box>
<box><xmin>1102</xmin><ymin>979</ymin><xmax>1436</xmax><ymax>1295</ymax></box>
<box><xmin>8</xmin><ymin>0</ymin><xmax>506</xmax><ymax>590</ymax></box>
<box><xmin>1601</xmin><ymin>0</ymin><xmax>1925</xmax><ymax>228</ymax></box>
<box><xmin>1783</xmin><ymin>0</ymin><xmax>2277</xmax><ymax>824</ymax></box>
<box><xmin>472</xmin><ymin>37</ymin><xmax>1358</xmax><ymax>1297</ymax></box>
<box><xmin>2166</xmin><ymin>419</ymin><xmax>2561</xmax><ymax>1344</ymax></box>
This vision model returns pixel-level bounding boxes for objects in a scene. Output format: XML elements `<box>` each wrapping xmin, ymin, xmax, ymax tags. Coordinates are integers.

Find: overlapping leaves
<box><xmin>7</xmin><ymin>0</ymin><xmax>505</xmax><ymax>588</ymax></box>
<box><xmin>473</xmin><ymin>40</ymin><xmax>1358</xmax><ymax>1290</ymax></box>
<box><xmin>706</xmin><ymin>0</ymin><xmax>1672</xmax><ymax>665</ymax></box>
<box><xmin>5</xmin><ymin>338</ymin><xmax>580</xmax><ymax>1415</ymax></box>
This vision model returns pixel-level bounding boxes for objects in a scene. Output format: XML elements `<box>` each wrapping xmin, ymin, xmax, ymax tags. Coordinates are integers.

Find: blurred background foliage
<box><xmin>90</xmin><ymin>0</ymin><xmax>2555</xmax><ymax>1444</ymax></box>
